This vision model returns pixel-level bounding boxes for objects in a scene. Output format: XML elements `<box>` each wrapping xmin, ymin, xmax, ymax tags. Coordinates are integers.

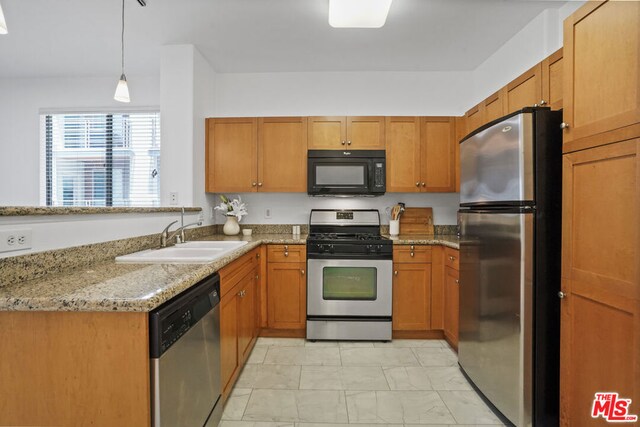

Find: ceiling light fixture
<box><xmin>0</xmin><ymin>2</ymin><xmax>8</xmax><ymax>35</ymax></box>
<box><xmin>114</xmin><ymin>0</ymin><xmax>130</xmax><ymax>103</ymax></box>
<box><xmin>329</xmin><ymin>0</ymin><xmax>393</xmax><ymax>28</ymax></box>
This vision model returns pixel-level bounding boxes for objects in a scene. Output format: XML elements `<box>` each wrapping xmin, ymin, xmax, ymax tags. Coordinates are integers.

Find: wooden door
<box><xmin>347</xmin><ymin>116</ymin><xmax>385</xmax><ymax>149</ymax></box>
<box><xmin>237</xmin><ymin>270</ymin><xmax>257</xmax><ymax>363</ymax></box>
<box><xmin>220</xmin><ymin>290</ymin><xmax>239</xmax><ymax>397</ymax></box>
<box><xmin>465</xmin><ymin>104</ymin><xmax>484</xmax><ymax>136</ymax></box>
<box><xmin>308</xmin><ymin>116</ymin><xmax>347</xmax><ymax>149</ymax></box>
<box><xmin>421</xmin><ymin>117</ymin><xmax>456</xmax><ymax>192</ymax></box>
<box><xmin>483</xmin><ymin>91</ymin><xmax>504</xmax><ymax>124</ymax></box>
<box><xmin>444</xmin><ymin>267</ymin><xmax>460</xmax><ymax>350</ymax></box>
<box><xmin>563</xmin><ymin>0</ymin><xmax>640</xmax><ymax>152</ymax></box>
<box><xmin>392</xmin><ymin>263</ymin><xmax>432</xmax><ymax>331</ymax></box>
<box><xmin>258</xmin><ymin>117</ymin><xmax>307</xmax><ymax>192</ymax></box>
<box><xmin>385</xmin><ymin>116</ymin><xmax>421</xmax><ymax>192</ymax></box>
<box><xmin>560</xmin><ymin>140</ymin><xmax>639</xmax><ymax>426</ymax></box>
<box><xmin>502</xmin><ymin>63</ymin><xmax>542</xmax><ymax>114</ymax></box>
<box><xmin>267</xmin><ymin>262</ymin><xmax>306</xmax><ymax>330</ymax></box>
<box><xmin>206</xmin><ymin>118</ymin><xmax>258</xmax><ymax>193</ymax></box>
<box><xmin>541</xmin><ymin>48</ymin><xmax>563</xmax><ymax>110</ymax></box>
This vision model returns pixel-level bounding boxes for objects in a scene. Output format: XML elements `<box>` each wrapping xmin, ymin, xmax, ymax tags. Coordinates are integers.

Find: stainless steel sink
<box><xmin>115</xmin><ymin>241</ymin><xmax>248</xmax><ymax>264</ymax></box>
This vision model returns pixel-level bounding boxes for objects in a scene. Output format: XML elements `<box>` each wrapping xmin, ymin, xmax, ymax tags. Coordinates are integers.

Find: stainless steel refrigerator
<box><xmin>458</xmin><ymin>107</ymin><xmax>562</xmax><ymax>427</ymax></box>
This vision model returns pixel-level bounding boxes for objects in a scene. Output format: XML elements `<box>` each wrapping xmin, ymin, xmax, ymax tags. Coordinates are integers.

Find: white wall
<box><xmin>0</xmin><ymin>75</ymin><xmax>160</xmax><ymax>206</ymax></box>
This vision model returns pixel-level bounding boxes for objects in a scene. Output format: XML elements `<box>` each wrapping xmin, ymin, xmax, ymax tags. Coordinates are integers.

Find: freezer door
<box><xmin>458</xmin><ymin>209</ymin><xmax>533</xmax><ymax>427</ymax></box>
<box><xmin>460</xmin><ymin>112</ymin><xmax>534</xmax><ymax>205</ymax></box>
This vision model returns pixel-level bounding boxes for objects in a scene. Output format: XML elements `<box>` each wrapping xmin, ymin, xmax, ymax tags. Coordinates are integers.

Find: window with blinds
<box><xmin>40</xmin><ymin>112</ymin><xmax>161</xmax><ymax>207</ymax></box>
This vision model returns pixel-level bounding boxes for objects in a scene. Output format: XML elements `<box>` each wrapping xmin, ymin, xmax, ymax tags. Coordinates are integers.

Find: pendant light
<box><xmin>0</xmin><ymin>1</ymin><xmax>8</xmax><ymax>35</ymax></box>
<box><xmin>114</xmin><ymin>0</ymin><xmax>130</xmax><ymax>103</ymax></box>
<box><xmin>329</xmin><ymin>0</ymin><xmax>393</xmax><ymax>28</ymax></box>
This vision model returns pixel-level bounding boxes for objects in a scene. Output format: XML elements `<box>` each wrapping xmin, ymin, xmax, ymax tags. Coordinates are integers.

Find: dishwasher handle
<box><xmin>149</xmin><ymin>273</ymin><xmax>220</xmax><ymax>358</ymax></box>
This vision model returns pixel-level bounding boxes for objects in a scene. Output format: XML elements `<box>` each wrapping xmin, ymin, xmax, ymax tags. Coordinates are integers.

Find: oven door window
<box><xmin>322</xmin><ymin>267</ymin><xmax>377</xmax><ymax>300</ymax></box>
<box><xmin>315</xmin><ymin>164</ymin><xmax>366</xmax><ymax>187</ymax></box>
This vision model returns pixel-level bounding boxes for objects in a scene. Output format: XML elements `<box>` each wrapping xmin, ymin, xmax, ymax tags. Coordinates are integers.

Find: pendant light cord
<box><xmin>121</xmin><ymin>0</ymin><xmax>125</xmax><ymax>75</ymax></box>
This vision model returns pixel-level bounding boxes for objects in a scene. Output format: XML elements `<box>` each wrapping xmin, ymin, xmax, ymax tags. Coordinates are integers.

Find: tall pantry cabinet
<box><xmin>560</xmin><ymin>1</ymin><xmax>640</xmax><ymax>426</ymax></box>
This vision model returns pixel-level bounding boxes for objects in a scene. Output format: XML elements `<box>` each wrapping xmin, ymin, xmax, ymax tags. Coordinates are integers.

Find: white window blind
<box><xmin>40</xmin><ymin>112</ymin><xmax>161</xmax><ymax>207</ymax></box>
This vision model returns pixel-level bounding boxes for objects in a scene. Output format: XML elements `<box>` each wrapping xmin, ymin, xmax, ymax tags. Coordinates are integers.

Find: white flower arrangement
<box><xmin>214</xmin><ymin>195</ymin><xmax>248</xmax><ymax>221</ymax></box>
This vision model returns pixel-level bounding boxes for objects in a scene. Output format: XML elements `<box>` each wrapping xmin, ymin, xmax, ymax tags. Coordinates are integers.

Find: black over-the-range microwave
<box><xmin>307</xmin><ymin>150</ymin><xmax>386</xmax><ymax>196</ymax></box>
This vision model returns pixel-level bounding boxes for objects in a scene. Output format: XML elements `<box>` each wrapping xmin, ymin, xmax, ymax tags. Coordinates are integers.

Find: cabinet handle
<box><xmin>301</xmin><ymin>269</ymin><xmax>305</xmax><ymax>275</ymax></box>
<box><xmin>284</xmin><ymin>245</ymin><xmax>288</xmax><ymax>250</ymax></box>
<box><xmin>284</xmin><ymin>252</ymin><xmax>289</xmax><ymax>257</ymax></box>
<box><xmin>558</xmin><ymin>291</ymin><xmax>566</xmax><ymax>299</ymax></box>
<box><xmin>410</xmin><ymin>252</ymin><xmax>415</xmax><ymax>257</ymax></box>
<box><xmin>410</xmin><ymin>245</ymin><xmax>415</xmax><ymax>250</ymax></box>
<box><xmin>341</xmin><ymin>140</ymin><xmax>346</xmax><ymax>145</ymax></box>
<box><xmin>455</xmin><ymin>279</ymin><xmax>460</xmax><ymax>285</ymax></box>
<box><xmin>252</xmin><ymin>182</ymin><xmax>257</xmax><ymax>187</ymax></box>
<box><xmin>256</xmin><ymin>275</ymin><xmax>259</xmax><ymax>279</ymax></box>
<box><xmin>347</xmin><ymin>140</ymin><xmax>352</xmax><ymax>145</ymax></box>
<box><xmin>394</xmin><ymin>270</ymin><xmax>398</xmax><ymax>276</ymax></box>
<box><xmin>449</xmin><ymin>256</ymin><xmax>456</xmax><ymax>261</ymax></box>
<box><xmin>421</xmin><ymin>182</ymin><xmax>425</xmax><ymax>187</ymax></box>
<box><xmin>415</xmin><ymin>182</ymin><xmax>420</xmax><ymax>187</ymax></box>
<box><xmin>539</xmin><ymin>100</ymin><xmax>547</xmax><ymax>106</ymax></box>
<box><xmin>258</xmin><ymin>182</ymin><xmax>263</xmax><ymax>187</ymax></box>
<box><xmin>256</xmin><ymin>253</ymin><xmax>260</xmax><ymax>259</ymax></box>
<box><xmin>560</xmin><ymin>122</ymin><xmax>570</xmax><ymax>130</ymax></box>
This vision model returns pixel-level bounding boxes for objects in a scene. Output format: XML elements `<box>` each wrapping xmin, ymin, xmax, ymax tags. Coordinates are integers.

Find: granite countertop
<box><xmin>0</xmin><ymin>233</ymin><xmax>458</xmax><ymax>313</ymax></box>
<box><xmin>386</xmin><ymin>234</ymin><xmax>460</xmax><ymax>249</ymax></box>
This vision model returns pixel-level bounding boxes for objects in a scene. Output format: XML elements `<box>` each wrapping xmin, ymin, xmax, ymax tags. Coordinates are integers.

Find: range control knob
<box><xmin>328</xmin><ymin>244</ymin><xmax>335</xmax><ymax>254</ymax></box>
<box><xmin>317</xmin><ymin>244</ymin><xmax>325</xmax><ymax>253</ymax></box>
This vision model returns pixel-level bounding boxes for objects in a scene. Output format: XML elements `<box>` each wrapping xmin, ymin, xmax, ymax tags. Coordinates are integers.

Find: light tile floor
<box><xmin>220</xmin><ymin>338</ymin><xmax>506</xmax><ymax>427</ymax></box>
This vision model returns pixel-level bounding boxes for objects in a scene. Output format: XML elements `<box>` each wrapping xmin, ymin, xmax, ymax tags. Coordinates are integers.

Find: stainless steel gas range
<box><xmin>306</xmin><ymin>209</ymin><xmax>393</xmax><ymax>341</ymax></box>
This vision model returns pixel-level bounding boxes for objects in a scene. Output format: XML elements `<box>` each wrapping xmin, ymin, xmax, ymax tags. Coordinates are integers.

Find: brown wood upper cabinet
<box><xmin>483</xmin><ymin>91</ymin><xmax>505</xmax><ymax>124</ymax></box>
<box><xmin>206</xmin><ymin>117</ymin><xmax>258</xmax><ymax>193</ymax></box>
<box><xmin>502</xmin><ymin>63</ymin><xmax>543</xmax><ymax>115</ymax></box>
<box><xmin>385</xmin><ymin>117</ymin><xmax>456</xmax><ymax>193</ymax></box>
<box><xmin>206</xmin><ymin>117</ymin><xmax>307</xmax><ymax>193</ymax></box>
<box><xmin>308</xmin><ymin>116</ymin><xmax>385</xmax><ymax>149</ymax></box>
<box><xmin>541</xmin><ymin>48</ymin><xmax>563</xmax><ymax>111</ymax></box>
<box><xmin>562</xmin><ymin>0</ymin><xmax>640</xmax><ymax>152</ymax></box>
<box><xmin>464</xmin><ymin>104</ymin><xmax>484</xmax><ymax>136</ymax></box>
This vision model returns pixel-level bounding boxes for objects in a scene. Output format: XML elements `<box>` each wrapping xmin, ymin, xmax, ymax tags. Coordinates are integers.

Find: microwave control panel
<box><xmin>374</xmin><ymin>162</ymin><xmax>385</xmax><ymax>188</ymax></box>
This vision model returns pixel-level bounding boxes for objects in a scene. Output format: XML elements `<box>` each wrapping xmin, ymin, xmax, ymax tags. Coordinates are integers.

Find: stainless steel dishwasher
<box><xmin>149</xmin><ymin>273</ymin><xmax>222</xmax><ymax>427</ymax></box>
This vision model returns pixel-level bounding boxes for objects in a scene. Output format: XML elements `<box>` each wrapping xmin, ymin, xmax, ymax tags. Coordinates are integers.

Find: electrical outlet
<box><xmin>264</xmin><ymin>208</ymin><xmax>272</xmax><ymax>219</ymax></box>
<box><xmin>169</xmin><ymin>192</ymin><xmax>178</xmax><ymax>206</ymax></box>
<box><xmin>198</xmin><ymin>212</ymin><xmax>204</xmax><ymax>223</ymax></box>
<box><xmin>0</xmin><ymin>229</ymin><xmax>32</xmax><ymax>253</ymax></box>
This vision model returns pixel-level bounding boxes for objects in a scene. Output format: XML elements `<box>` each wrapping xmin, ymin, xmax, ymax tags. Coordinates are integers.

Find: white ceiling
<box><xmin>0</xmin><ymin>0</ymin><xmax>568</xmax><ymax>78</ymax></box>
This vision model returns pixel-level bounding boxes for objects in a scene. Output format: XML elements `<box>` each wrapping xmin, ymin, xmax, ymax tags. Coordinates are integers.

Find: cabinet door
<box><xmin>220</xmin><ymin>291</ymin><xmax>239</xmax><ymax>397</ymax></box>
<box><xmin>541</xmin><ymin>48</ymin><xmax>563</xmax><ymax>110</ymax></box>
<box><xmin>258</xmin><ymin>117</ymin><xmax>307</xmax><ymax>192</ymax></box>
<box><xmin>237</xmin><ymin>270</ymin><xmax>257</xmax><ymax>364</ymax></box>
<box><xmin>454</xmin><ymin>116</ymin><xmax>465</xmax><ymax>192</ymax></box>
<box><xmin>267</xmin><ymin>262</ymin><xmax>306</xmax><ymax>330</ymax></box>
<box><xmin>444</xmin><ymin>267</ymin><xmax>459</xmax><ymax>350</ymax></box>
<box><xmin>560</xmin><ymin>140</ymin><xmax>639</xmax><ymax>426</ymax></box>
<box><xmin>347</xmin><ymin>116</ymin><xmax>385</xmax><ymax>149</ymax></box>
<box><xmin>483</xmin><ymin>91</ymin><xmax>504</xmax><ymax>124</ymax></box>
<box><xmin>465</xmin><ymin>104</ymin><xmax>484</xmax><ymax>136</ymax></box>
<box><xmin>502</xmin><ymin>63</ymin><xmax>542</xmax><ymax>114</ymax></box>
<box><xmin>563</xmin><ymin>1</ymin><xmax>640</xmax><ymax>152</ymax></box>
<box><xmin>392</xmin><ymin>263</ymin><xmax>432</xmax><ymax>331</ymax></box>
<box><xmin>206</xmin><ymin>118</ymin><xmax>258</xmax><ymax>193</ymax></box>
<box><xmin>385</xmin><ymin>117</ymin><xmax>421</xmax><ymax>192</ymax></box>
<box><xmin>421</xmin><ymin>117</ymin><xmax>455</xmax><ymax>192</ymax></box>
<box><xmin>308</xmin><ymin>116</ymin><xmax>347</xmax><ymax>149</ymax></box>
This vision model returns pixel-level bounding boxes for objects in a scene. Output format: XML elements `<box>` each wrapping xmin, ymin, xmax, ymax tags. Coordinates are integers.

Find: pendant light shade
<box><xmin>114</xmin><ymin>0</ymin><xmax>130</xmax><ymax>103</ymax></box>
<box><xmin>0</xmin><ymin>2</ymin><xmax>8</xmax><ymax>35</ymax></box>
<box><xmin>329</xmin><ymin>0</ymin><xmax>393</xmax><ymax>28</ymax></box>
<box><xmin>114</xmin><ymin>74</ymin><xmax>131</xmax><ymax>103</ymax></box>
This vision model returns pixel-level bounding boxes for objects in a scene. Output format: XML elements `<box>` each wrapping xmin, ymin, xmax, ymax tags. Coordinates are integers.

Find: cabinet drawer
<box><xmin>393</xmin><ymin>245</ymin><xmax>432</xmax><ymax>263</ymax></box>
<box><xmin>268</xmin><ymin>245</ymin><xmax>306</xmax><ymax>263</ymax></box>
<box><xmin>445</xmin><ymin>247</ymin><xmax>459</xmax><ymax>270</ymax></box>
<box><xmin>220</xmin><ymin>248</ymin><xmax>259</xmax><ymax>297</ymax></box>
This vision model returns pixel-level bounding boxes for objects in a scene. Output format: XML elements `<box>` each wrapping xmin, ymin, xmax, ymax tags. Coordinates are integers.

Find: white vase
<box><xmin>223</xmin><ymin>216</ymin><xmax>241</xmax><ymax>236</ymax></box>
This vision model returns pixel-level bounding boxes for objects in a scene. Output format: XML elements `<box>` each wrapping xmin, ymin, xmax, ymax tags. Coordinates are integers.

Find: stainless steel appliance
<box><xmin>150</xmin><ymin>274</ymin><xmax>222</xmax><ymax>427</ymax></box>
<box><xmin>306</xmin><ymin>209</ymin><xmax>393</xmax><ymax>340</ymax></box>
<box><xmin>458</xmin><ymin>107</ymin><xmax>562</xmax><ymax>427</ymax></box>
<box><xmin>307</xmin><ymin>150</ymin><xmax>386</xmax><ymax>196</ymax></box>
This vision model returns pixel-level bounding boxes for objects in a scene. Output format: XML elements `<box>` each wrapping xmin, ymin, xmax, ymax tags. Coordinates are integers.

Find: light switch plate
<box><xmin>0</xmin><ymin>229</ymin><xmax>32</xmax><ymax>253</ymax></box>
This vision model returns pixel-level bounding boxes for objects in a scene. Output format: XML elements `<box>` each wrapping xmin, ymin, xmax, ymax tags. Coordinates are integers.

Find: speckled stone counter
<box><xmin>0</xmin><ymin>233</ymin><xmax>458</xmax><ymax>313</ymax></box>
<box><xmin>0</xmin><ymin>234</ymin><xmax>305</xmax><ymax>313</ymax></box>
<box><xmin>0</xmin><ymin>206</ymin><xmax>202</xmax><ymax>216</ymax></box>
<box><xmin>385</xmin><ymin>234</ymin><xmax>460</xmax><ymax>250</ymax></box>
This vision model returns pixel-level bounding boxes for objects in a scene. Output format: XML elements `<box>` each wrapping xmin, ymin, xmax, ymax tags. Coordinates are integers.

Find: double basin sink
<box><xmin>116</xmin><ymin>240</ymin><xmax>249</xmax><ymax>264</ymax></box>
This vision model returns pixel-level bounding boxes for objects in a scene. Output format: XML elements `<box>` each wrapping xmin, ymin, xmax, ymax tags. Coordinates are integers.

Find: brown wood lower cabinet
<box><xmin>219</xmin><ymin>248</ymin><xmax>260</xmax><ymax>399</ymax></box>
<box><xmin>392</xmin><ymin>246</ymin><xmax>433</xmax><ymax>334</ymax></box>
<box><xmin>560</xmin><ymin>140</ymin><xmax>639</xmax><ymax>426</ymax></box>
<box><xmin>267</xmin><ymin>245</ymin><xmax>307</xmax><ymax>331</ymax></box>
